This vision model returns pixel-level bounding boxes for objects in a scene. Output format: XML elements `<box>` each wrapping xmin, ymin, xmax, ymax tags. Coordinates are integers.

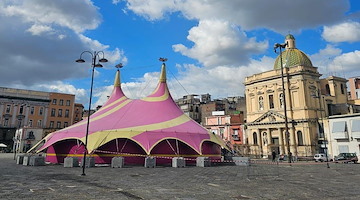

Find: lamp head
<box><xmin>76</xmin><ymin>58</ymin><xmax>85</xmax><ymax>63</ymax></box>
<box><xmin>94</xmin><ymin>63</ymin><xmax>103</xmax><ymax>68</ymax></box>
<box><xmin>99</xmin><ymin>58</ymin><xmax>108</xmax><ymax>63</ymax></box>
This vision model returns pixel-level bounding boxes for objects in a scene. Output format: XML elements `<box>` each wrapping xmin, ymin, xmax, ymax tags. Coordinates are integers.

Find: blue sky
<box><xmin>0</xmin><ymin>0</ymin><xmax>359</xmax><ymax>108</ymax></box>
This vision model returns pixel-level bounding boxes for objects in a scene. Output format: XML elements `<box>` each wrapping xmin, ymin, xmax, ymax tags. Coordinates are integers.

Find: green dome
<box><xmin>273</xmin><ymin>48</ymin><xmax>313</xmax><ymax>69</ymax></box>
<box><xmin>285</xmin><ymin>34</ymin><xmax>295</xmax><ymax>39</ymax></box>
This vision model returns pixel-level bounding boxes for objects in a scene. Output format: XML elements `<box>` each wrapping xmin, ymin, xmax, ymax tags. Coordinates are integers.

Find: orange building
<box><xmin>47</xmin><ymin>93</ymin><xmax>75</xmax><ymax>129</ymax></box>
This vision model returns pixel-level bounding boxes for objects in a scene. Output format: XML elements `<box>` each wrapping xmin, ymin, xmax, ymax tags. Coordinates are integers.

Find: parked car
<box><xmin>334</xmin><ymin>153</ymin><xmax>358</xmax><ymax>163</ymax></box>
<box><xmin>314</xmin><ymin>153</ymin><xmax>328</xmax><ymax>162</ymax></box>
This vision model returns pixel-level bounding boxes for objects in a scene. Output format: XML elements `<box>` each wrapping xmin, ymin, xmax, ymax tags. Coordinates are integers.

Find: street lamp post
<box><xmin>76</xmin><ymin>51</ymin><xmax>108</xmax><ymax>176</ymax></box>
<box><xmin>274</xmin><ymin>42</ymin><xmax>292</xmax><ymax>163</ymax></box>
<box><xmin>313</xmin><ymin>89</ymin><xmax>330</xmax><ymax>168</ymax></box>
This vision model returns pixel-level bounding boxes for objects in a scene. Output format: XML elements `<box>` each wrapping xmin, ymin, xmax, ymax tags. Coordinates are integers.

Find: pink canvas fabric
<box><xmin>33</xmin><ymin>64</ymin><xmax>224</xmax><ymax>158</ymax></box>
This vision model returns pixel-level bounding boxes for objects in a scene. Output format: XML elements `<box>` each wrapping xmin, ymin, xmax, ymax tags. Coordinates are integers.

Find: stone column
<box><xmin>290</xmin><ymin>127</ymin><xmax>296</xmax><ymax>156</ymax></box>
<box><xmin>265</xmin><ymin>128</ymin><xmax>271</xmax><ymax>156</ymax></box>
<box><xmin>267</xmin><ymin>128</ymin><xmax>271</xmax><ymax>145</ymax></box>
<box><xmin>257</xmin><ymin>129</ymin><xmax>263</xmax><ymax>157</ymax></box>
<box><xmin>278</xmin><ymin>128</ymin><xmax>284</xmax><ymax>155</ymax></box>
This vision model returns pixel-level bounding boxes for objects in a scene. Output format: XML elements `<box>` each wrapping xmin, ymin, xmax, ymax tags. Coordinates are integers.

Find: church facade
<box><xmin>244</xmin><ymin>34</ymin><xmax>347</xmax><ymax>158</ymax></box>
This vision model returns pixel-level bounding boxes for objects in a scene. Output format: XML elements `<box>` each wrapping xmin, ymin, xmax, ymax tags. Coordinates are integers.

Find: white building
<box><xmin>14</xmin><ymin>127</ymin><xmax>44</xmax><ymax>153</ymax></box>
<box><xmin>326</xmin><ymin>113</ymin><xmax>360</xmax><ymax>160</ymax></box>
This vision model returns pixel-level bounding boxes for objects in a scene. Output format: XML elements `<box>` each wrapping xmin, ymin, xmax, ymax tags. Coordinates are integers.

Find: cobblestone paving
<box><xmin>0</xmin><ymin>153</ymin><xmax>359</xmax><ymax>200</ymax></box>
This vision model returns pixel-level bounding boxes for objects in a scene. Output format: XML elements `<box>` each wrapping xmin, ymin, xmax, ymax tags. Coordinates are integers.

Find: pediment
<box><xmin>252</xmin><ymin>110</ymin><xmax>290</xmax><ymax>123</ymax></box>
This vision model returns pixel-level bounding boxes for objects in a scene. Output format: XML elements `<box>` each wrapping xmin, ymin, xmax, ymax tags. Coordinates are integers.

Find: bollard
<box><xmin>196</xmin><ymin>157</ymin><xmax>211</xmax><ymax>167</ymax></box>
<box><xmin>80</xmin><ymin>157</ymin><xmax>95</xmax><ymax>168</ymax></box>
<box><xmin>64</xmin><ymin>157</ymin><xmax>79</xmax><ymax>168</ymax></box>
<box><xmin>23</xmin><ymin>155</ymin><xmax>31</xmax><ymax>166</ymax></box>
<box><xmin>29</xmin><ymin>156</ymin><xmax>45</xmax><ymax>166</ymax></box>
<box><xmin>111</xmin><ymin>157</ymin><xmax>124</xmax><ymax>168</ymax></box>
<box><xmin>144</xmin><ymin>157</ymin><xmax>156</xmax><ymax>168</ymax></box>
<box><xmin>172</xmin><ymin>157</ymin><xmax>186</xmax><ymax>168</ymax></box>
<box><xmin>16</xmin><ymin>155</ymin><xmax>24</xmax><ymax>165</ymax></box>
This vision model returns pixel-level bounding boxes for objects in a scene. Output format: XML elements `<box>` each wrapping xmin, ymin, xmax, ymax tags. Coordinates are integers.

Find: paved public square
<box><xmin>0</xmin><ymin>153</ymin><xmax>359</xmax><ymax>200</ymax></box>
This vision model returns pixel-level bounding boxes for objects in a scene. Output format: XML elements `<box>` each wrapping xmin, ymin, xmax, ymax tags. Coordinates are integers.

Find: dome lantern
<box><xmin>273</xmin><ymin>35</ymin><xmax>313</xmax><ymax>70</ymax></box>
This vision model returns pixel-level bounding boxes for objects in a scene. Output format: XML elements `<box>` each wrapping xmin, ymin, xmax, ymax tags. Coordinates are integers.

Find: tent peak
<box><xmin>159</xmin><ymin>63</ymin><xmax>166</xmax><ymax>83</ymax></box>
<box><xmin>114</xmin><ymin>70</ymin><xmax>121</xmax><ymax>87</ymax></box>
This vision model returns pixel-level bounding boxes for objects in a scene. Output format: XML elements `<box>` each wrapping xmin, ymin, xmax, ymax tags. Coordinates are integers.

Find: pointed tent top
<box><xmin>102</xmin><ymin>67</ymin><xmax>127</xmax><ymax>106</ymax></box>
<box><xmin>159</xmin><ymin>63</ymin><xmax>166</xmax><ymax>83</ymax></box>
<box><xmin>158</xmin><ymin>58</ymin><xmax>167</xmax><ymax>83</ymax></box>
<box><xmin>114</xmin><ymin>70</ymin><xmax>121</xmax><ymax>87</ymax></box>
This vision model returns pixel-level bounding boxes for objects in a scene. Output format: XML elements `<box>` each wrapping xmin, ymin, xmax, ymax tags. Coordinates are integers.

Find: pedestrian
<box><xmin>272</xmin><ymin>150</ymin><xmax>276</xmax><ymax>162</ymax></box>
<box><xmin>289</xmin><ymin>152</ymin><xmax>293</xmax><ymax>163</ymax></box>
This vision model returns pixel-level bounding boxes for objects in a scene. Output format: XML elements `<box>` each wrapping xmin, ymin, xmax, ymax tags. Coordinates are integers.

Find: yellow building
<box><xmin>244</xmin><ymin>34</ymin><xmax>347</xmax><ymax>158</ymax></box>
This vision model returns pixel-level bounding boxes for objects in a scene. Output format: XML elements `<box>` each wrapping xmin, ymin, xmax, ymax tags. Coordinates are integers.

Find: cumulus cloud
<box><xmin>173</xmin><ymin>20</ymin><xmax>268</xmax><ymax>67</ymax></box>
<box><xmin>123</xmin><ymin>0</ymin><xmax>349</xmax><ymax>32</ymax></box>
<box><xmin>310</xmin><ymin>46</ymin><xmax>360</xmax><ymax>78</ymax></box>
<box><xmin>1</xmin><ymin>0</ymin><xmax>101</xmax><ymax>33</ymax></box>
<box><xmin>31</xmin><ymin>81</ymin><xmax>88</xmax><ymax>103</ymax></box>
<box><xmin>328</xmin><ymin>50</ymin><xmax>360</xmax><ymax>74</ymax></box>
<box><xmin>0</xmin><ymin>0</ymin><xmax>126</xmax><ymax>89</ymax></box>
<box><xmin>322</xmin><ymin>21</ymin><xmax>360</xmax><ymax>43</ymax></box>
<box><xmin>310</xmin><ymin>44</ymin><xmax>342</xmax><ymax>68</ymax></box>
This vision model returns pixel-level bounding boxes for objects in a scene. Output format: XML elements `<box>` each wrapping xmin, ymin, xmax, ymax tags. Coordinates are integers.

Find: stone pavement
<box><xmin>0</xmin><ymin>153</ymin><xmax>359</xmax><ymax>200</ymax></box>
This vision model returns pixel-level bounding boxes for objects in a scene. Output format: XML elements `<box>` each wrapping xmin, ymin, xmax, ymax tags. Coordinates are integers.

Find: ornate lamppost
<box><xmin>76</xmin><ymin>51</ymin><xmax>108</xmax><ymax>176</ymax></box>
<box><xmin>274</xmin><ymin>42</ymin><xmax>292</xmax><ymax>163</ymax></box>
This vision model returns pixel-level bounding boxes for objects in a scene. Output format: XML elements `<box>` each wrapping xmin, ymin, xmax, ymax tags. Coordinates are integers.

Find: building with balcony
<box><xmin>0</xmin><ymin>87</ymin><xmax>80</xmax><ymax>151</ymax></box>
<box><xmin>14</xmin><ymin>127</ymin><xmax>44</xmax><ymax>153</ymax></box>
<box><xmin>204</xmin><ymin>111</ymin><xmax>245</xmax><ymax>154</ymax></box>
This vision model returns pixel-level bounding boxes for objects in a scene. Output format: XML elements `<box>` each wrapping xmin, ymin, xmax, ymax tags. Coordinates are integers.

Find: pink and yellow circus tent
<box><xmin>31</xmin><ymin>63</ymin><xmax>225</xmax><ymax>164</ymax></box>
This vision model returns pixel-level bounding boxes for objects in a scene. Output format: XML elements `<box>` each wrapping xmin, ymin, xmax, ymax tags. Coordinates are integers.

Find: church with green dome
<box><xmin>244</xmin><ymin>34</ymin><xmax>348</xmax><ymax>158</ymax></box>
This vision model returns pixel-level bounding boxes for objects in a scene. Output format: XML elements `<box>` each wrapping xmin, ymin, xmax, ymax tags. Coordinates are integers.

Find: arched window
<box><xmin>253</xmin><ymin>132</ymin><xmax>258</xmax><ymax>145</ymax></box>
<box><xmin>269</xmin><ymin>95</ymin><xmax>274</xmax><ymax>109</ymax></box>
<box><xmin>325</xmin><ymin>84</ymin><xmax>330</xmax><ymax>96</ymax></box>
<box><xmin>262</xmin><ymin>132</ymin><xmax>268</xmax><ymax>145</ymax></box>
<box><xmin>297</xmin><ymin>131</ymin><xmax>304</xmax><ymax>146</ymax></box>
<box><xmin>259</xmin><ymin>96</ymin><xmax>264</xmax><ymax>110</ymax></box>
<box><xmin>279</xmin><ymin>93</ymin><xmax>284</xmax><ymax>108</ymax></box>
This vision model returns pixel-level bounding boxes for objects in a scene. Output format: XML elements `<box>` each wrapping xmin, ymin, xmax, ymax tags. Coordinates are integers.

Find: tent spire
<box><xmin>159</xmin><ymin>58</ymin><xmax>167</xmax><ymax>83</ymax></box>
<box><xmin>114</xmin><ymin>63</ymin><xmax>123</xmax><ymax>87</ymax></box>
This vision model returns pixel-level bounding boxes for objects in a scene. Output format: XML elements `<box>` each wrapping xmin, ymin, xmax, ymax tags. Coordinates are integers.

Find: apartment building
<box><xmin>0</xmin><ymin>87</ymin><xmax>81</xmax><ymax>152</ymax></box>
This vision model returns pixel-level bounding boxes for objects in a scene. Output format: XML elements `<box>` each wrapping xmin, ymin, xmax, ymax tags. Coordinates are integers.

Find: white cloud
<box><xmin>173</xmin><ymin>20</ymin><xmax>268</xmax><ymax>67</ymax></box>
<box><xmin>122</xmin><ymin>0</ymin><xmax>177</xmax><ymax>20</ymax></box>
<box><xmin>310</xmin><ymin>44</ymin><xmax>342</xmax><ymax>69</ymax></box>
<box><xmin>32</xmin><ymin>81</ymin><xmax>88</xmax><ymax>103</ymax></box>
<box><xmin>1</xmin><ymin>0</ymin><xmax>101</xmax><ymax>33</ymax></box>
<box><xmin>328</xmin><ymin>50</ymin><xmax>360</xmax><ymax>74</ymax></box>
<box><xmin>123</xmin><ymin>0</ymin><xmax>349</xmax><ymax>32</ymax></box>
<box><xmin>322</xmin><ymin>21</ymin><xmax>360</xmax><ymax>43</ymax></box>
<box><xmin>26</xmin><ymin>24</ymin><xmax>53</xmax><ymax>35</ymax></box>
<box><xmin>0</xmin><ymin>0</ymin><xmax>127</xmax><ymax>88</ymax></box>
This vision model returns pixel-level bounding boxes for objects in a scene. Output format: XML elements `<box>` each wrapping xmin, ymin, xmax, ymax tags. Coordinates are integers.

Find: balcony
<box><xmin>25</xmin><ymin>136</ymin><xmax>35</xmax><ymax>140</ymax></box>
<box><xmin>232</xmin><ymin>135</ymin><xmax>240</xmax><ymax>141</ymax></box>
